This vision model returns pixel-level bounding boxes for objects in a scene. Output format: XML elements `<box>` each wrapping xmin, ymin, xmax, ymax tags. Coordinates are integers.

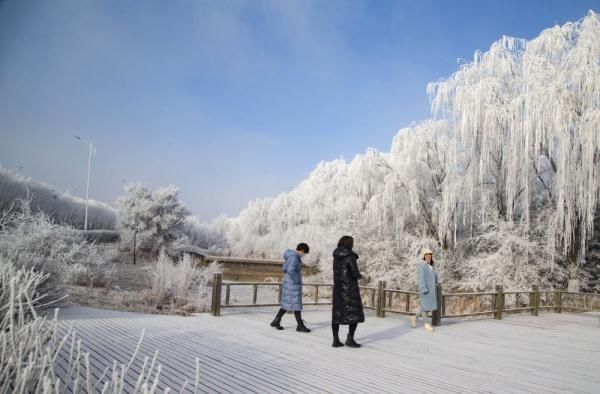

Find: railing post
<box><xmin>225</xmin><ymin>284</ymin><xmax>231</xmax><ymax>306</ymax></box>
<box><xmin>211</xmin><ymin>272</ymin><xmax>223</xmax><ymax>317</ymax></box>
<box><xmin>382</xmin><ymin>281</ymin><xmax>386</xmax><ymax>317</ymax></box>
<box><xmin>432</xmin><ymin>283</ymin><xmax>442</xmax><ymax>326</ymax></box>
<box><xmin>252</xmin><ymin>284</ymin><xmax>258</xmax><ymax>305</ymax></box>
<box><xmin>442</xmin><ymin>294</ymin><xmax>446</xmax><ymax>317</ymax></box>
<box><xmin>405</xmin><ymin>294</ymin><xmax>411</xmax><ymax>313</ymax></box>
<box><xmin>371</xmin><ymin>288</ymin><xmax>376</xmax><ymax>309</ymax></box>
<box><xmin>532</xmin><ymin>285</ymin><xmax>539</xmax><ymax>316</ymax></box>
<box><xmin>376</xmin><ymin>280</ymin><xmax>386</xmax><ymax>318</ymax></box>
<box><xmin>494</xmin><ymin>285</ymin><xmax>503</xmax><ymax>320</ymax></box>
<box><xmin>315</xmin><ymin>285</ymin><xmax>319</xmax><ymax>304</ymax></box>
<box><xmin>555</xmin><ymin>290</ymin><xmax>562</xmax><ymax>313</ymax></box>
<box><xmin>529</xmin><ymin>288</ymin><xmax>534</xmax><ymax>315</ymax></box>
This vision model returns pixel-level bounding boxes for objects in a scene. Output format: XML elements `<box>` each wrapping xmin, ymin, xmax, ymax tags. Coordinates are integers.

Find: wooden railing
<box><xmin>210</xmin><ymin>273</ymin><xmax>600</xmax><ymax>324</ymax></box>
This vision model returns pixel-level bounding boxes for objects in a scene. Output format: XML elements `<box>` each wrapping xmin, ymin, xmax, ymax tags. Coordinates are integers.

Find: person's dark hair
<box><xmin>296</xmin><ymin>243</ymin><xmax>309</xmax><ymax>253</ymax></box>
<box><xmin>337</xmin><ymin>236</ymin><xmax>354</xmax><ymax>250</ymax></box>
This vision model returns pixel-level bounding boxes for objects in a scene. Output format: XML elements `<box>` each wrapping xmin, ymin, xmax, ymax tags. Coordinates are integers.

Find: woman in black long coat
<box><xmin>331</xmin><ymin>235</ymin><xmax>365</xmax><ymax>348</ymax></box>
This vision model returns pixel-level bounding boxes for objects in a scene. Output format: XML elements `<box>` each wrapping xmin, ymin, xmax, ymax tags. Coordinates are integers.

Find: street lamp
<box><xmin>73</xmin><ymin>135</ymin><xmax>95</xmax><ymax>231</ymax></box>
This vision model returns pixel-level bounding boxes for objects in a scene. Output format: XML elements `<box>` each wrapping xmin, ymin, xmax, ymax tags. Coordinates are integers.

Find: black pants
<box><xmin>274</xmin><ymin>308</ymin><xmax>303</xmax><ymax>325</ymax></box>
<box><xmin>332</xmin><ymin>322</ymin><xmax>357</xmax><ymax>338</ymax></box>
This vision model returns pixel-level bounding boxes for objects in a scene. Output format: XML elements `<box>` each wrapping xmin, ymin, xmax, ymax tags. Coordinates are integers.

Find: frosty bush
<box><xmin>0</xmin><ymin>258</ymin><xmax>60</xmax><ymax>391</ymax></box>
<box><xmin>150</xmin><ymin>250</ymin><xmax>222</xmax><ymax>309</ymax></box>
<box><xmin>452</xmin><ymin>220</ymin><xmax>569</xmax><ymax>290</ymax></box>
<box><xmin>150</xmin><ymin>250</ymin><xmax>175</xmax><ymax>305</ymax></box>
<box><xmin>0</xmin><ymin>257</ymin><xmax>199</xmax><ymax>392</ymax></box>
<box><xmin>0</xmin><ymin>200</ymin><xmax>114</xmax><ymax>289</ymax></box>
<box><xmin>191</xmin><ymin>260</ymin><xmax>223</xmax><ymax>312</ymax></box>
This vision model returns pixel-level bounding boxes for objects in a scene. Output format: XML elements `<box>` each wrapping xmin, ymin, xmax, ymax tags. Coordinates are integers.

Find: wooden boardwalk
<box><xmin>55</xmin><ymin>306</ymin><xmax>600</xmax><ymax>393</ymax></box>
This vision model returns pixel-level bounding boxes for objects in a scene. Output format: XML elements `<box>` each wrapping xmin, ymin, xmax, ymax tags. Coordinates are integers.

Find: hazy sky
<box><xmin>1</xmin><ymin>0</ymin><xmax>598</xmax><ymax>220</ymax></box>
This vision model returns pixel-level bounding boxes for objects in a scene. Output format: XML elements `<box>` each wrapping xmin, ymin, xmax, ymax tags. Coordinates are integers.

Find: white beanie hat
<box><xmin>422</xmin><ymin>248</ymin><xmax>433</xmax><ymax>259</ymax></box>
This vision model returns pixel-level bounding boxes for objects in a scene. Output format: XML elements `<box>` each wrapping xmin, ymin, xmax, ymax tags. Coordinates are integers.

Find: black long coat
<box><xmin>332</xmin><ymin>247</ymin><xmax>365</xmax><ymax>325</ymax></box>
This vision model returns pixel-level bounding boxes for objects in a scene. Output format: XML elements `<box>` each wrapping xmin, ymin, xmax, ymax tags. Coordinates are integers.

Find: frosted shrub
<box><xmin>0</xmin><ymin>200</ymin><xmax>114</xmax><ymax>289</ymax></box>
<box><xmin>0</xmin><ymin>259</ymin><xmax>58</xmax><ymax>391</ymax></box>
<box><xmin>172</xmin><ymin>253</ymin><xmax>198</xmax><ymax>306</ymax></box>
<box><xmin>150</xmin><ymin>251</ymin><xmax>222</xmax><ymax>311</ymax></box>
<box><xmin>0</xmin><ymin>257</ymin><xmax>199</xmax><ymax>392</ymax></box>
<box><xmin>454</xmin><ymin>221</ymin><xmax>569</xmax><ymax>290</ymax></box>
<box><xmin>64</xmin><ymin>262</ymin><xmax>91</xmax><ymax>286</ymax></box>
<box><xmin>192</xmin><ymin>261</ymin><xmax>223</xmax><ymax>312</ymax></box>
<box><xmin>150</xmin><ymin>250</ymin><xmax>174</xmax><ymax>305</ymax></box>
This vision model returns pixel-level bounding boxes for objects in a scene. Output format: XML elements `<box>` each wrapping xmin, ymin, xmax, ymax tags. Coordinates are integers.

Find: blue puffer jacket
<box><xmin>280</xmin><ymin>249</ymin><xmax>303</xmax><ymax>311</ymax></box>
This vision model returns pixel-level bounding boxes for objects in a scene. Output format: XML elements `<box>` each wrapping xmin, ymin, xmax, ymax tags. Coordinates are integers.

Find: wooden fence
<box><xmin>210</xmin><ymin>273</ymin><xmax>600</xmax><ymax>326</ymax></box>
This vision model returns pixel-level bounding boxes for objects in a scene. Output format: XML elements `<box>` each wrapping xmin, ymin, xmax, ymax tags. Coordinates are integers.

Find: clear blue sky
<box><xmin>1</xmin><ymin>0</ymin><xmax>598</xmax><ymax>220</ymax></box>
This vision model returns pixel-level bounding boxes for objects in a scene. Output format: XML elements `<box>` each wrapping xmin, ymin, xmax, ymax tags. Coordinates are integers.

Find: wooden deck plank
<box><xmin>75</xmin><ymin>320</ymin><xmax>294</xmax><ymax>394</ymax></box>
<box><xmin>55</xmin><ymin>307</ymin><xmax>600</xmax><ymax>393</ymax></box>
<box><xmin>59</xmin><ymin>321</ymin><xmax>251</xmax><ymax>394</ymax></box>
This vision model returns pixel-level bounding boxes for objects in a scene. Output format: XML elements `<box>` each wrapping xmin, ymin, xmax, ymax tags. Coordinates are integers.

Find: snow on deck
<box><xmin>55</xmin><ymin>306</ymin><xmax>600</xmax><ymax>393</ymax></box>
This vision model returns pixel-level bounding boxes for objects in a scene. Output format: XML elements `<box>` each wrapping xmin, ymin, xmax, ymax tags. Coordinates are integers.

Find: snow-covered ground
<box><xmin>55</xmin><ymin>306</ymin><xmax>600</xmax><ymax>393</ymax></box>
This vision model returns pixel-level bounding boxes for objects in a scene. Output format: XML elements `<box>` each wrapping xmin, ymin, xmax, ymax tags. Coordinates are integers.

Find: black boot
<box><xmin>270</xmin><ymin>319</ymin><xmax>284</xmax><ymax>330</ymax></box>
<box><xmin>270</xmin><ymin>309</ymin><xmax>285</xmax><ymax>330</ymax></box>
<box><xmin>332</xmin><ymin>323</ymin><xmax>344</xmax><ymax>347</ymax></box>
<box><xmin>295</xmin><ymin>311</ymin><xmax>311</xmax><ymax>333</ymax></box>
<box><xmin>345</xmin><ymin>334</ymin><xmax>361</xmax><ymax>348</ymax></box>
<box><xmin>296</xmin><ymin>320</ymin><xmax>311</xmax><ymax>332</ymax></box>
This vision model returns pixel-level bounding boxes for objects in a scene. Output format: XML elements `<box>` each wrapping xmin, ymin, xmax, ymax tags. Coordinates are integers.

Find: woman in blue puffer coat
<box><xmin>270</xmin><ymin>243</ymin><xmax>311</xmax><ymax>332</ymax></box>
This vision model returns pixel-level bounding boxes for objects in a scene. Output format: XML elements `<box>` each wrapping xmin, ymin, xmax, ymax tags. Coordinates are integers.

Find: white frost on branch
<box><xmin>223</xmin><ymin>12</ymin><xmax>600</xmax><ymax>289</ymax></box>
<box><xmin>428</xmin><ymin>11</ymin><xmax>600</xmax><ymax>262</ymax></box>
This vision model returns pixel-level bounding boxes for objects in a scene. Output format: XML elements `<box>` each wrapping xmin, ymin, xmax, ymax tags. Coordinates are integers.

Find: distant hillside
<box><xmin>0</xmin><ymin>167</ymin><xmax>117</xmax><ymax>230</ymax></box>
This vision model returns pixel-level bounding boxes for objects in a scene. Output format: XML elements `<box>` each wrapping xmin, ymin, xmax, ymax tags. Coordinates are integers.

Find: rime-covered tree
<box><xmin>117</xmin><ymin>184</ymin><xmax>190</xmax><ymax>253</ymax></box>
<box><xmin>427</xmin><ymin>11</ymin><xmax>600</xmax><ymax>265</ymax></box>
<box><xmin>223</xmin><ymin>12</ymin><xmax>600</xmax><ymax>290</ymax></box>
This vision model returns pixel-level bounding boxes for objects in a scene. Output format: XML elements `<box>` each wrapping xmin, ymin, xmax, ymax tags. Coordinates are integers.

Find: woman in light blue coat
<box><xmin>270</xmin><ymin>243</ymin><xmax>311</xmax><ymax>332</ymax></box>
<box><xmin>411</xmin><ymin>248</ymin><xmax>439</xmax><ymax>331</ymax></box>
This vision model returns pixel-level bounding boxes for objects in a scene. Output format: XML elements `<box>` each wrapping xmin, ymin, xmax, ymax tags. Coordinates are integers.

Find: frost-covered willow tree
<box><xmin>427</xmin><ymin>11</ymin><xmax>600</xmax><ymax>264</ymax></box>
<box><xmin>224</xmin><ymin>12</ymin><xmax>599</xmax><ymax>290</ymax></box>
<box><xmin>225</xmin><ymin>137</ymin><xmax>449</xmax><ymax>286</ymax></box>
<box><xmin>226</xmin><ymin>151</ymin><xmax>398</xmax><ymax>264</ymax></box>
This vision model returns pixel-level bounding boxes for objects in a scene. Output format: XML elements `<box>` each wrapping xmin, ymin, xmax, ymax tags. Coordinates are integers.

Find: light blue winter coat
<box><xmin>417</xmin><ymin>261</ymin><xmax>438</xmax><ymax>312</ymax></box>
<box><xmin>281</xmin><ymin>249</ymin><xmax>303</xmax><ymax>311</ymax></box>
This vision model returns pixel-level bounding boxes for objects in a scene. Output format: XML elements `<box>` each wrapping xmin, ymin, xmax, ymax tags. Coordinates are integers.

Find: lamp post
<box><xmin>73</xmin><ymin>135</ymin><xmax>95</xmax><ymax>231</ymax></box>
